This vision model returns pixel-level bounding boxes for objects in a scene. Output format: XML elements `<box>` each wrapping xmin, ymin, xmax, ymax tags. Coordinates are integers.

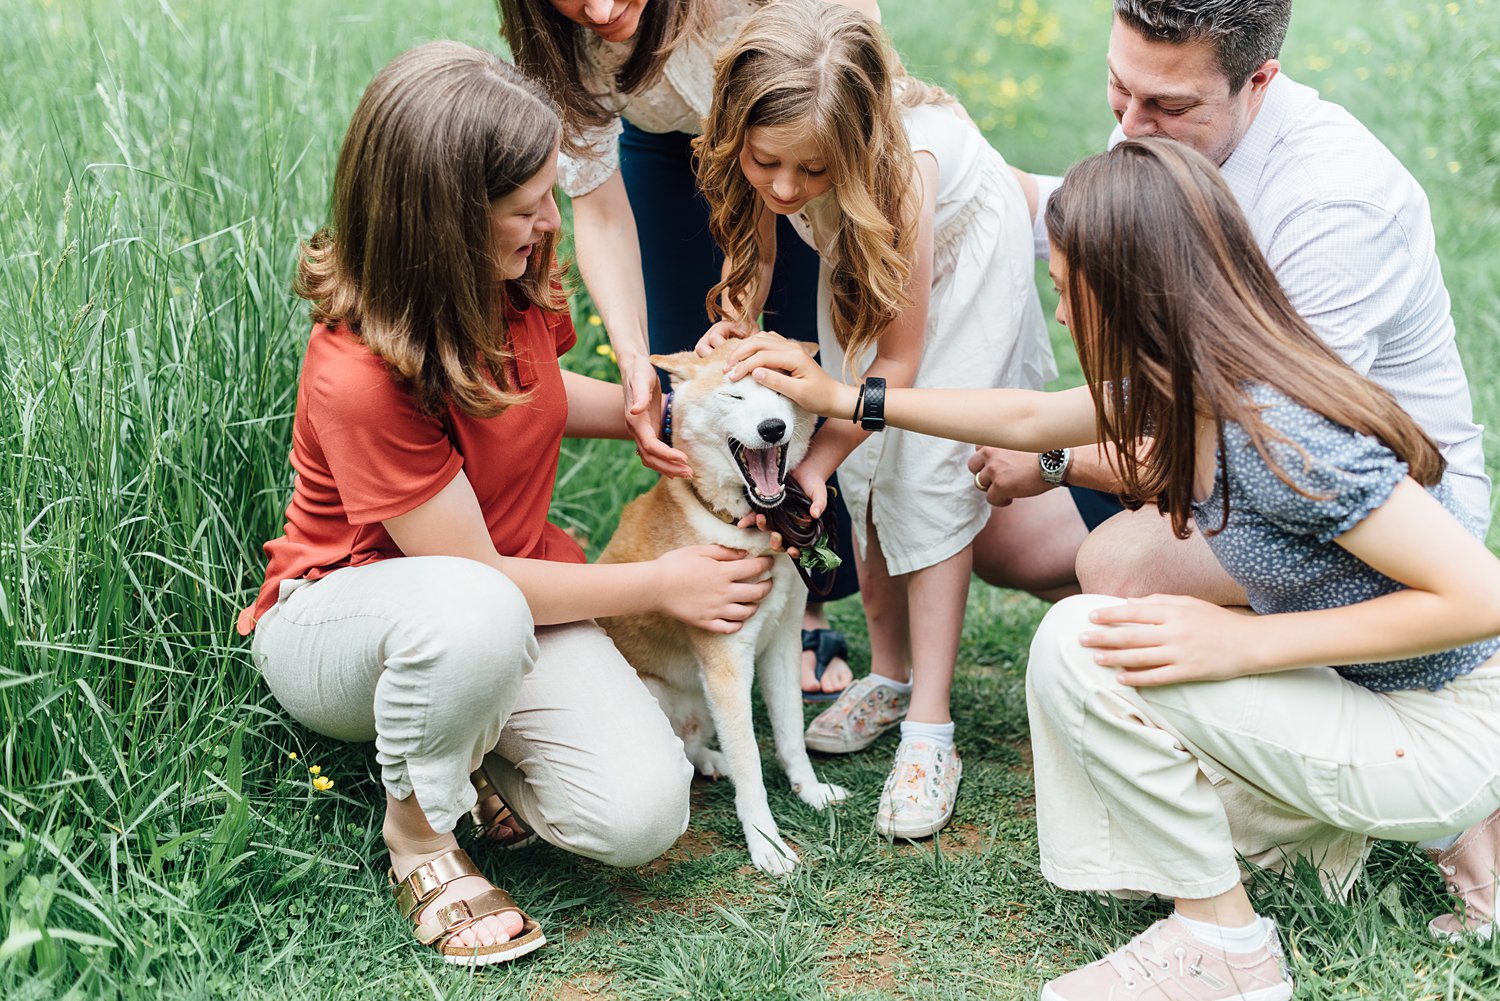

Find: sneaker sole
<box><xmin>876</xmin><ymin>812</ymin><xmax>953</xmax><ymax>840</ymax></box>
<box><xmin>804</xmin><ymin>718</ymin><xmax>902</xmax><ymax>754</ymax></box>
<box><xmin>1040</xmin><ymin>979</ymin><xmax>1291</xmax><ymax>1001</ymax></box>
<box><xmin>1428</xmin><ymin>917</ymin><xmax>1494</xmax><ymax>942</ymax></box>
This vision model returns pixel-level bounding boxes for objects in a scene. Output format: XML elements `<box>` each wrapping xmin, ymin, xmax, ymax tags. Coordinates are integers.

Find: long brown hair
<box><xmin>1044</xmin><ymin>137</ymin><xmax>1444</xmax><ymax>538</ymax></box>
<box><xmin>295</xmin><ymin>41</ymin><xmax>565</xmax><ymax>418</ymax></box>
<box><xmin>496</xmin><ymin>0</ymin><xmax>712</xmax><ymax>158</ymax></box>
<box><xmin>694</xmin><ymin>0</ymin><xmax>936</xmax><ymax>371</ymax></box>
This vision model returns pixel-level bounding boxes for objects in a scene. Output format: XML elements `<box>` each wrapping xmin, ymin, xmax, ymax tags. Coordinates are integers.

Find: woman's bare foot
<box><xmin>801</xmin><ymin>604</ymin><xmax>853</xmax><ymax>696</ymax></box>
<box><xmin>385</xmin><ymin>794</ymin><xmax>522</xmax><ymax>948</ymax></box>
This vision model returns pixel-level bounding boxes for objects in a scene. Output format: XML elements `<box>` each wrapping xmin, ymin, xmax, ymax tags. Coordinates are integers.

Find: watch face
<box><xmin>1040</xmin><ymin>449</ymin><xmax>1069</xmax><ymax>484</ymax></box>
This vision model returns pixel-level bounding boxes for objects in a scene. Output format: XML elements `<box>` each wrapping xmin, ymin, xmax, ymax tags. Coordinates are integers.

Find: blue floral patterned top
<box><xmin>1194</xmin><ymin>385</ymin><xmax>1499</xmax><ymax>692</ymax></box>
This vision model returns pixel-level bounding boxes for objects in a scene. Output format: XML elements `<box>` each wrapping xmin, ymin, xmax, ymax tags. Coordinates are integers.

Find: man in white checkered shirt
<box><xmin>969</xmin><ymin>0</ymin><xmax>1492</xmax><ymax>605</ymax></box>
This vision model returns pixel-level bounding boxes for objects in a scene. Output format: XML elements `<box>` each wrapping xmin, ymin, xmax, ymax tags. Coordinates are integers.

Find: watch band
<box><xmin>1039</xmin><ymin>447</ymin><xmax>1071</xmax><ymax>486</ymax></box>
<box><xmin>859</xmin><ymin>377</ymin><xmax>887</xmax><ymax>432</ymax></box>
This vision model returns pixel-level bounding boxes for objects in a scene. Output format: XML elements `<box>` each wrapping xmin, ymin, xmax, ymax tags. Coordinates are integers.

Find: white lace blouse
<box><xmin>556</xmin><ymin>0</ymin><xmax>758</xmax><ymax>197</ymax></box>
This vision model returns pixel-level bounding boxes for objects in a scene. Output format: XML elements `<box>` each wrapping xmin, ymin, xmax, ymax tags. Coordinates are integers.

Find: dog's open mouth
<box><xmin>728</xmin><ymin>438</ymin><xmax>788</xmax><ymax>508</ymax></box>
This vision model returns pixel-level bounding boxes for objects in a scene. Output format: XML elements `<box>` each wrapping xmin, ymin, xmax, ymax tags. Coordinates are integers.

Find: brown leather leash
<box><xmin>749</xmin><ymin>480</ymin><xmax>840</xmax><ymax>599</ymax></box>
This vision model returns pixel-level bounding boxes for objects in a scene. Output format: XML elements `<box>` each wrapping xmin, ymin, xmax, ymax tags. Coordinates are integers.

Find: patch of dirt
<box><xmin>941</xmin><ymin>822</ymin><xmax>994</xmax><ymax>856</ymax></box>
<box><xmin>535</xmin><ymin>974</ymin><xmax>617</xmax><ymax>1001</ymax></box>
<box><xmin>821</xmin><ymin>927</ymin><xmax>906</xmax><ymax>995</ymax></box>
<box><xmin>1011</xmin><ymin>738</ymin><xmax>1034</xmax><ymax>773</ymax></box>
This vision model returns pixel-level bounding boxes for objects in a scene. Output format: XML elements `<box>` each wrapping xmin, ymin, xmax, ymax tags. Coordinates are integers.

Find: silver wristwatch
<box><xmin>1038</xmin><ymin>447</ymin><xmax>1072</xmax><ymax>487</ymax></box>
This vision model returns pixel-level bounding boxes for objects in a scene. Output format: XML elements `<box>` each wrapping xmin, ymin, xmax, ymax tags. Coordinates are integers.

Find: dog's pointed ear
<box><xmin>794</xmin><ymin>341</ymin><xmax>820</xmax><ymax>357</ymax></box>
<box><xmin>649</xmin><ymin>350</ymin><xmax>705</xmax><ymax>383</ymax></box>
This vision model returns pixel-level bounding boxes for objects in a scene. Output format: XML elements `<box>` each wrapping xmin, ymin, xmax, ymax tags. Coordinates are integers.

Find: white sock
<box><xmin>1171</xmin><ymin>912</ymin><xmax>1269</xmax><ymax>955</ymax></box>
<box><xmin>871</xmin><ymin>674</ymin><xmax>912</xmax><ymax>693</ymax></box>
<box><xmin>899</xmin><ymin>720</ymin><xmax>955</xmax><ymax>749</ymax></box>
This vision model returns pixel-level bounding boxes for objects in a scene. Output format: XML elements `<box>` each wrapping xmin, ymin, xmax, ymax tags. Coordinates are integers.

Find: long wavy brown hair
<box><xmin>694</xmin><ymin>0</ymin><xmax>942</xmax><ymax>371</ymax></box>
<box><xmin>295</xmin><ymin>41</ymin><xmax>566</xmax><ymax>418</ymax></box>
<box><xmin>1045</xmin><ymin>137</ymin><xmax>1444</xmax><ymax>538</ymax></box>
<box><xmin>496</xmin><ymin>0</ymin><xmax>715</xmax><ymax>158</ymax></box>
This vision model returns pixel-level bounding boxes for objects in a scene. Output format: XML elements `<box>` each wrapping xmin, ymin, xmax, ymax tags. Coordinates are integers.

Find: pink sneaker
<box><xmin>1427</xmin><ymin>807</ymin><xmax>1499</xmax><ymax>942</ymax></box>
<box><xmin>1040</xmin><ymin>916</ymin><xmax>1292</xmax><ymax>1001</ymax></box>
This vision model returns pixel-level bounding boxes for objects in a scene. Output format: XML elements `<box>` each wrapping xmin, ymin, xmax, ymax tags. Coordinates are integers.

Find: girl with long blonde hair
<box><xmin>497</xmin><ymin>0</ymin><xmax>882</xmax><ymax>701</ymax></box>
<box><xmin>694</xmin><ymin>0</ymin><xmax>1056</xmax><ymax>838</ymax></box>
<box><xmin>724</xmin><ymin>136</ymin><xmax>1500</xmax><ymax>1000</ymax></box>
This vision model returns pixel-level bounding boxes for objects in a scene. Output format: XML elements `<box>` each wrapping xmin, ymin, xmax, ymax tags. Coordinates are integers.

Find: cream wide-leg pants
<box><xmin>251</xmin><ymin>556</ymin><xmax>692</xmax><ymax>867</ymax></box>
<box><xmin>1026</xmin><ymin>594</ymin><xmax>1500</xmax><ymax>900</ymax></box>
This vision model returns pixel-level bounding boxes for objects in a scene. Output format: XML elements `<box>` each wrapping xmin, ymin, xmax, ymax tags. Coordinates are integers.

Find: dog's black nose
<box><xmin>757</xmin><ymin>419</ymin><xmax>786</xmax><ymax>444</ymax></box>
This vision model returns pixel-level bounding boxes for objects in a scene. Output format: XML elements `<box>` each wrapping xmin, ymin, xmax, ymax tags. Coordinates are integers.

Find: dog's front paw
<box><xmin>746</xmin><ymin>828</ymin><xmax>799</xmax><ymax>876</ymax></box>
<box><xmin>795</xmin><ymin>781</ymin><xmax>849</xmax><ymax>810</ymax></box>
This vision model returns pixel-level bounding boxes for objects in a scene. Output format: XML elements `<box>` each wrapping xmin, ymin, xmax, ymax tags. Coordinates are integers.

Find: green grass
<box><xmin>1</xmin><ymin>0</ymin><xmax>1498</xmax><ymax>997</ymax></box>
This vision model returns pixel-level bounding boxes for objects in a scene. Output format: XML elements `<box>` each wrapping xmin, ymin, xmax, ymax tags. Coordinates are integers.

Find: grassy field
<box><xmin>2</xmin><ymin>0</ymin><xmax>1498</xmax><ymax>997</ymax></box>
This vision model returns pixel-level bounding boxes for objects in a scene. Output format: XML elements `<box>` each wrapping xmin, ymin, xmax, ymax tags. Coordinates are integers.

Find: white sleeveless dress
<box><xmin>789</xmin><ymin>101</ymin><xmax>1055</xmax><ymax>574</ymax></box>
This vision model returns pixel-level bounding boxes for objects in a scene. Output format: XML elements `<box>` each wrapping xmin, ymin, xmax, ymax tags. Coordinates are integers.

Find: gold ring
<box><xmin>974</xmin><ymin>470</ymin><xmax>988</xmax><ymax>492</ymax></box>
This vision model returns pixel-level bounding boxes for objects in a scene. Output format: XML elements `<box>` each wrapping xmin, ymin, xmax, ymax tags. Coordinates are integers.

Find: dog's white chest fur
<box><xmin>597</xmin><ymin>343</ymin><xmax>847</xmax><ymax>874</ymax></box>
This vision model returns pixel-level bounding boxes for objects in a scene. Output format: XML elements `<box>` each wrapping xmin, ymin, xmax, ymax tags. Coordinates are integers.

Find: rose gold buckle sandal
<box><xmin>388</xmin><ymin>847</ymin><xmax>546</xmax><ymax>966</ymax></box>
<box><xmin>470</xmin><ymin>755</ymin><xmax>539</xmax><ymax>850</ymax></box>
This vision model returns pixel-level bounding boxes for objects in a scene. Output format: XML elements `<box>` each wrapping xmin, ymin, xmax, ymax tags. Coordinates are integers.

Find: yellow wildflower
<box><xmin>588</xmin><ymin>314</ymin><xmax>603</xmax><ymax>326</ymax></box>
<box><xmin>288</xmin><ymin>752</ymin><xmax>298</xmax><ymax>760</ymax></box>
<box><xmin>1448</xmin><ymin>161</ymin><xmax>1462</xmax><ymax>174</ymax></box>
<box><xmin>308</xmin><ymin>765</ymin><xmax>321</xmax><ymax>776</ymax></box>
<box><xmin>313</xmin><ymin>776</ymin><xmax>334</xmax><ymax>791</ymax></box>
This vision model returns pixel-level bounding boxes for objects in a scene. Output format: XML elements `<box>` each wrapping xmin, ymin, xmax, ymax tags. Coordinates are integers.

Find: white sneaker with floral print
<box><xmin>804</xmin><ymin>676</ymin><xmax>910</xmax><ymax>754</ymax></box>
<box><xmin>875</xmin><ymin>737</ymin><xmax>962</xmax><ymax>839</ymax></box>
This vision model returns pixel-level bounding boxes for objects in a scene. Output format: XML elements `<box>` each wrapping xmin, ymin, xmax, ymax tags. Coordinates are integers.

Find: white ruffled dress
<box><xmin>789</xmin><ymin>102</ymin><xmax>1055</xmax><ymax>574</ymax></box>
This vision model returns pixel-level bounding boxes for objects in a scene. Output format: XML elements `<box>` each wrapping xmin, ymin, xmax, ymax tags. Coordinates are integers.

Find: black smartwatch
<box><xmin>858</xmin><ymin>377</ymin><xmax>887</xmax><ymax>432</ymax></box>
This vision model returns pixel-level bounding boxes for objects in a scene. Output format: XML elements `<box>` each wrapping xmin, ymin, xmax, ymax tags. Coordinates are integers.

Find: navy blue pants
<box><xmin>618</xmin><ymin>122</ymin><xmax>859</xmax><ymax>602</ymax></box>
<box><xmin>1068</xmin><ymin>486</ymin><xmax>1126</xmax><ymax>532</ymax></box>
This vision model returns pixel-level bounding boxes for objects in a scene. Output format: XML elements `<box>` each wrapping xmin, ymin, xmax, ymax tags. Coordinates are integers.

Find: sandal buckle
<box><xmin>408</xmin><ymin>861</ymin><xmax>443</xmax><ymax>901</ymax></box>
<box><xmin>437</xmin><ymin>899</ymin><xmax>474</xmax><ymax>928</ymax></box>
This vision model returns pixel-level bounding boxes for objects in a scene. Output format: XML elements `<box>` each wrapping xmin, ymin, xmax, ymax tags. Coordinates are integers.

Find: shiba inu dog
<box><xmin>598</xmin><ymin>341</ymin><xmax>847</xmax><ymax>875</ymax></box>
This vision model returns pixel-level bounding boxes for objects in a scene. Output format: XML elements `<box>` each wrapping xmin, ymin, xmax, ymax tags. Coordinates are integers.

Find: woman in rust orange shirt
<box><xmin>239</xmin><ymin>41</ymin><xmax>773</xmax><ymax>967</ymax></box>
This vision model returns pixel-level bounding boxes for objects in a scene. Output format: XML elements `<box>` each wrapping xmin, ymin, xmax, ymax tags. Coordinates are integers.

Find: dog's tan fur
<box><xmin>599</xmin><ymin>343</ymin><xmax>846</xmax><ymax>874</ymax></box>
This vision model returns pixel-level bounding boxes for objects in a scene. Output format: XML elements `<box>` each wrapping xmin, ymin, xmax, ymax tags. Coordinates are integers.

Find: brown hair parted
<box><xmin>694</xmin><ymin>0</ymin><xmax>933</xmax><ymax>372</ymax></box>
<box><xmin>295</xmin><ymin>40</ymin><xmax>565</xmax><ymax>419</ymax></box>
<box><xmin>497</xmin><ymin>0</ymin><xmax>712</xmax><ymax>158</ymax></box>
<box><xmin>1044</xmin><ymin>137</ymin><xmax>1443</xmax><ymax>539</ymax></box>
<box><xmin>1113</xmin><ymin>1</ymin><xmax>1291</xmax><ymax>91</ymax></box>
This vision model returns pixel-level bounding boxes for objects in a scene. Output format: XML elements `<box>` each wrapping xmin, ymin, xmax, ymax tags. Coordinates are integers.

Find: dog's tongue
<box><xmin>745</xmin><ymin>446</ymin><xmax>781</xmax><ymax>498</ymax></box>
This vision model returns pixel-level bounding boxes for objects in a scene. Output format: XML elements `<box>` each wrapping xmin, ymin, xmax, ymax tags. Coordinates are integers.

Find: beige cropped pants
<box><xmin>251</xmin><ymin>556</ymin><xmax>692</xmax><ymax>867</ymax></box>
<box><xmin>1027</xmin><ymin>594</ymin><xmax>1500</xmax><ymax>900</ymax></box>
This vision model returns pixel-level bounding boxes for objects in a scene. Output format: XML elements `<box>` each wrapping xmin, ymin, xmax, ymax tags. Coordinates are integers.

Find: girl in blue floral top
<box><xmin>723</xmin><ymin>137</ymin><xmax>1500</xmax><ymax>1001</ymax></box>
